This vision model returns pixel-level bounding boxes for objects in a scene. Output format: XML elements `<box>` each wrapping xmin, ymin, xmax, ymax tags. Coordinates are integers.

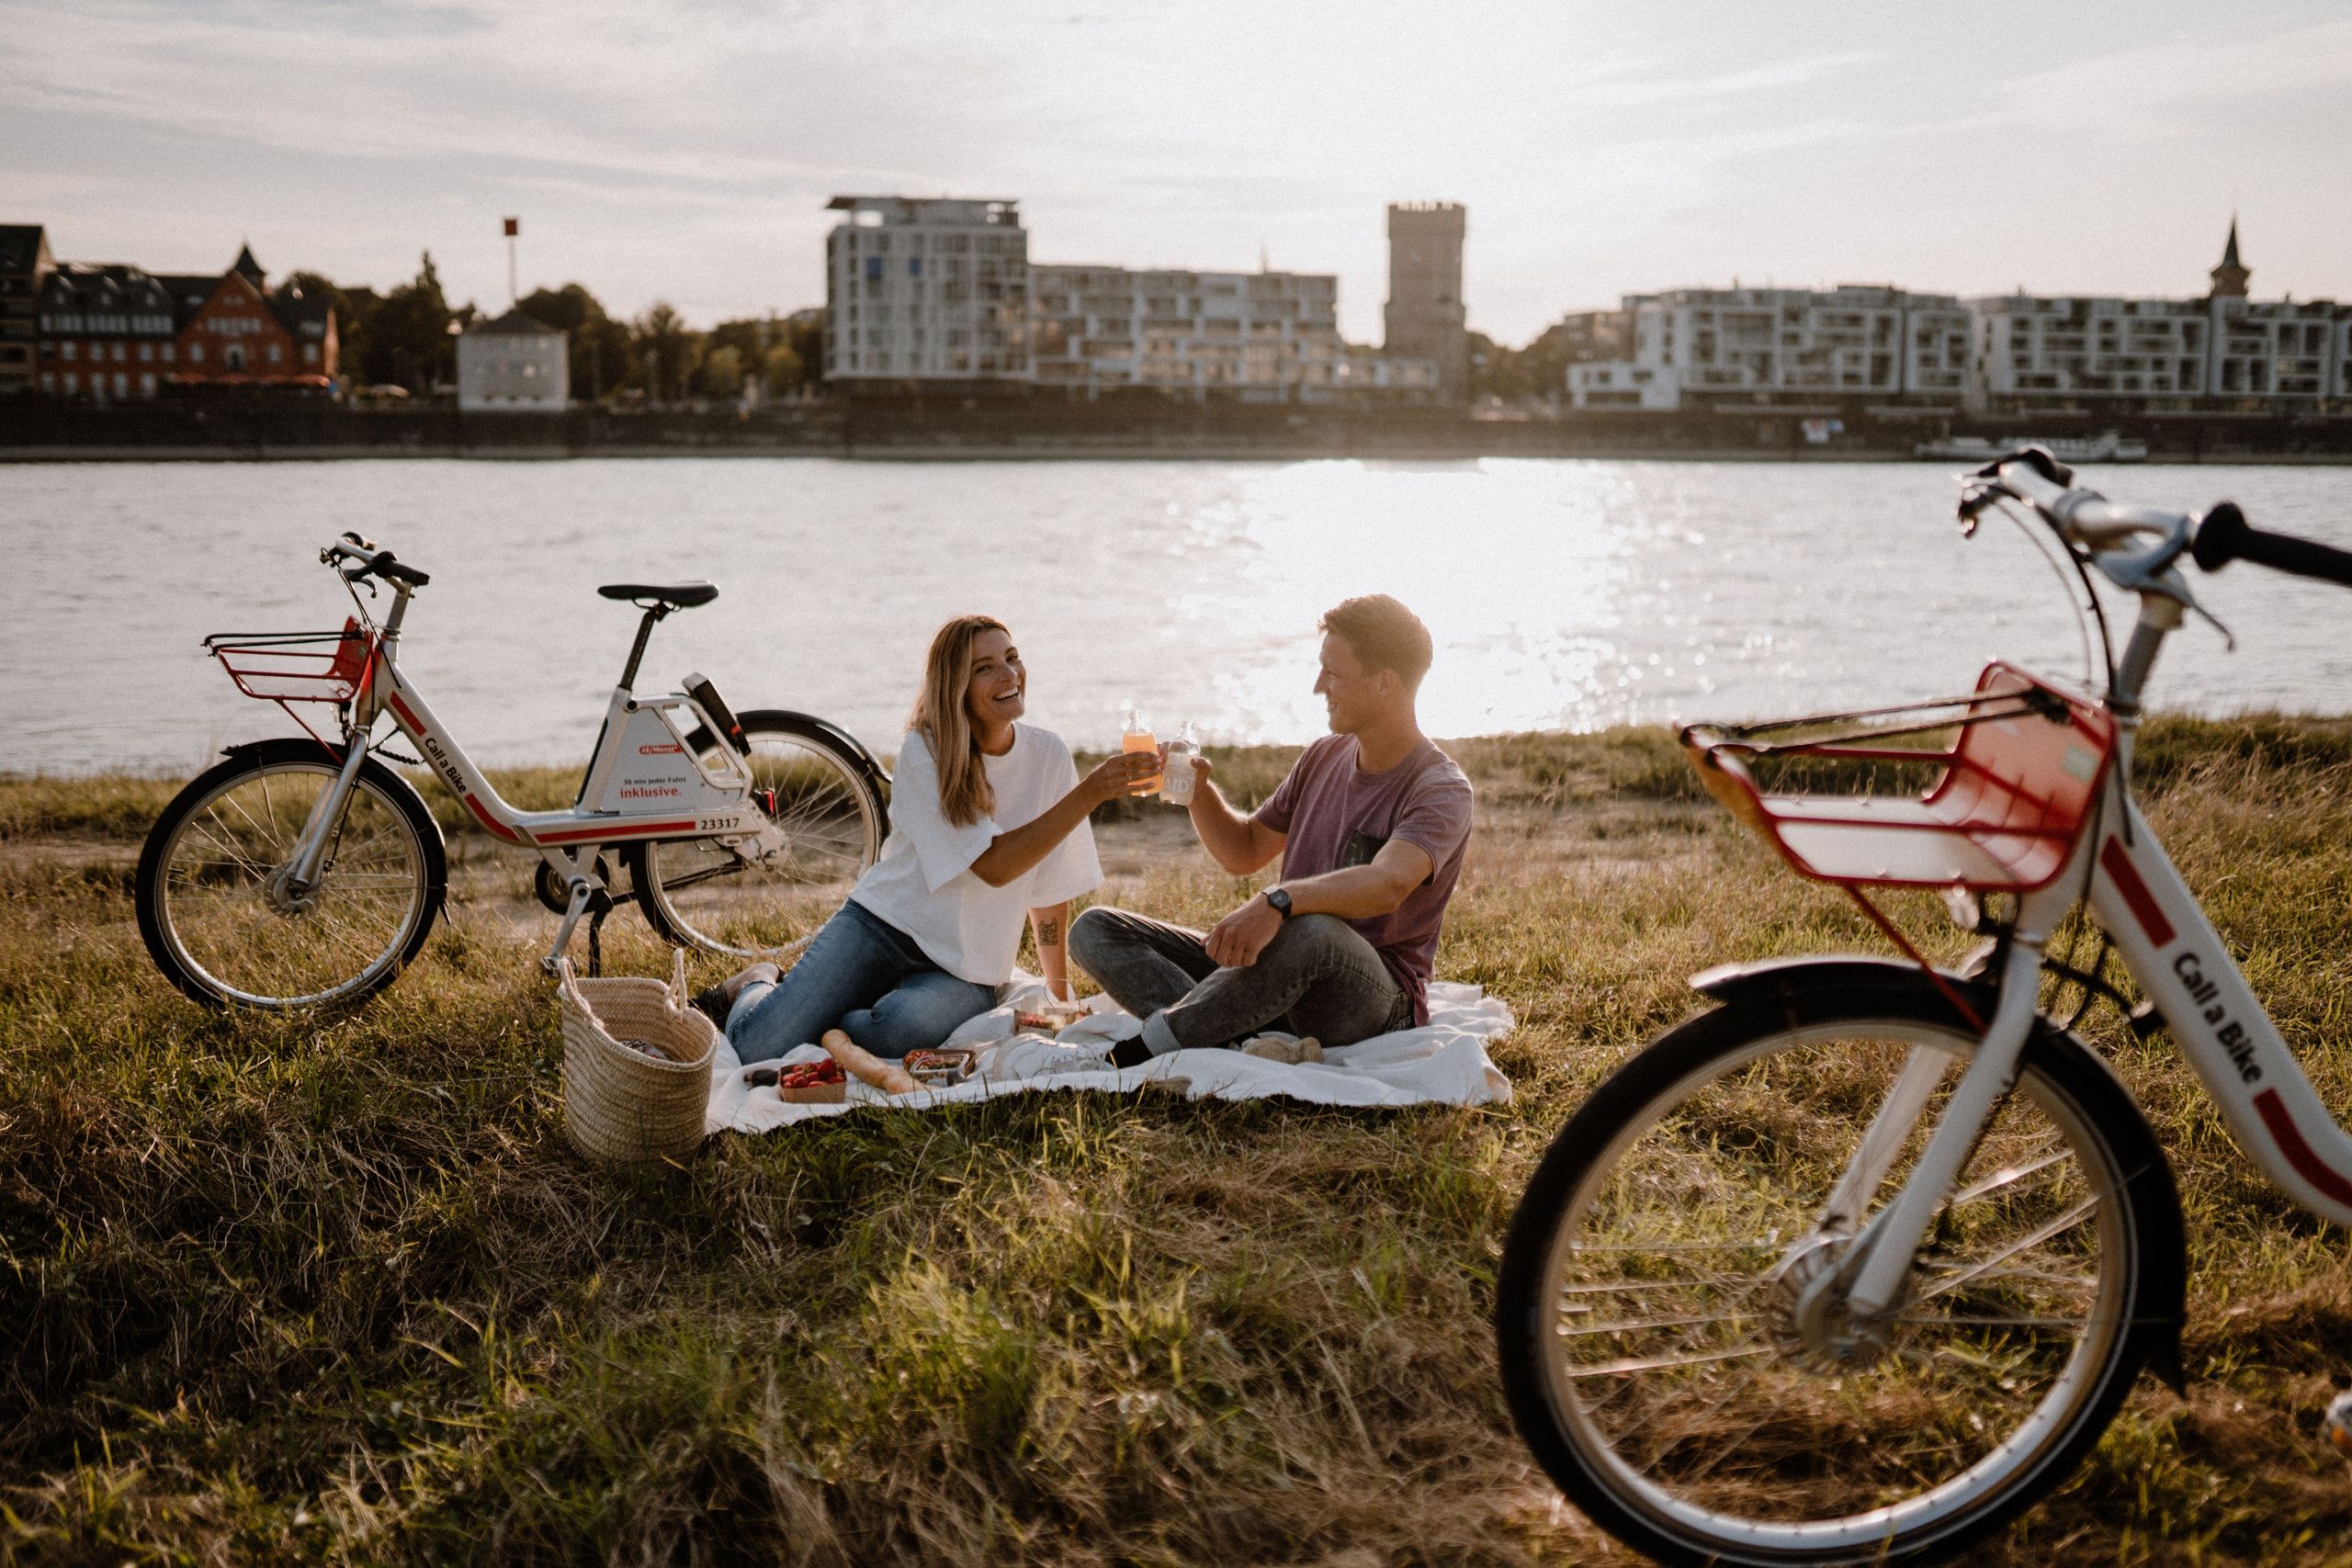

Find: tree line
<box><xmin>273</xmin><ymin>250</ymin><xmax>1608</xmax><ymax>408</ymax></box>
<box><xmin>276</xmin><ymin>254</ymin><xmax>825</xmax><ymax>403</ymax></box>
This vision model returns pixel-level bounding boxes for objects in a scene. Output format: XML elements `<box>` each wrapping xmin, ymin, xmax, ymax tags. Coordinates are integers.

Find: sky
<box><xmin>6</xmin><ymin>0</ymin><xmax>2351</xmax><ymax>346</ymax></box>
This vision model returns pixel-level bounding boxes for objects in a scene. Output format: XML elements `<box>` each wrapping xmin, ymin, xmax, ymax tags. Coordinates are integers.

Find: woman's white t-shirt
<box><xmin>848</xmin><ymin>723</ymin><xmax>1102</xmax><ymax>985</ymax></box>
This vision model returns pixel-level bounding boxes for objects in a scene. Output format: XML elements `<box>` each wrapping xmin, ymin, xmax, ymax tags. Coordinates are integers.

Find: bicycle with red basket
<box><xmin>1495</xmin><ymin>451</ymin><xmax>2352</xmax><ymax>1564</ymax></box>
<box><xmin>134</xmin><ymin>532</ymin><xmax>888</xmax><ymax>1010</ymax></box>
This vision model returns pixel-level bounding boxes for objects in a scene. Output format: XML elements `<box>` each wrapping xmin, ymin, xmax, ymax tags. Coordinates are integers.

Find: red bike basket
<box><xmin>1681</xmin><ymin>662</ymin><xmax>2116</xmax><ymax>894</ymax></box>
<box><xmin>206</xmin><ymin>618</ymin><xmax>374</xmax><ymax>705</ymax></box>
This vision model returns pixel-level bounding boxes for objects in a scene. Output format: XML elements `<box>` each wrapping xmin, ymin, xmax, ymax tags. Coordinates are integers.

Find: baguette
<box><xmin>821</xmin><ymin>1029</ymin><xmax>920</xmax><ymax>1096</ymax></box>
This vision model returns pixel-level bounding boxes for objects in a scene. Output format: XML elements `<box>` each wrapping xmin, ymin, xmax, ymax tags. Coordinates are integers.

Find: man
<box><xmin>1071</xmin><ymin>594</ymin><xmax>1474</xmax><ymax>1068</ymax></box>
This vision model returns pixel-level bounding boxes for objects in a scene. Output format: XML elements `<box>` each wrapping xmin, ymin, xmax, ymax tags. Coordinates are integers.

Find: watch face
<box><xmin>1266</xmin><ymin>888</ymin><xmax>1291</xmax><ymax>916</ymax></box>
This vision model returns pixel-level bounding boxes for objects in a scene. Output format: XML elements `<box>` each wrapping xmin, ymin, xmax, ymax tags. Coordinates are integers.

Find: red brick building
<box><xmin>33</xmin><ymin>262</ymin><xmax>179</xmax><ymax>400</ymax></box>
<box><xmin>35</xmin><ymin>243</ymin><xmax>336</xmax><ymax>399</ymax></box>
<box><xmin>170</xmin><ymin>245</ymin><xmax>336</xmax><ymax>388</ymax></box>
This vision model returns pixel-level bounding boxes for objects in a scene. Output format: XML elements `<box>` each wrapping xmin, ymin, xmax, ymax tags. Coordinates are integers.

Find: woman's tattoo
<box><xmin>1038</xmin><ymin>916</ymin><xmax>1060</xmax><ymax>947</ymax></box>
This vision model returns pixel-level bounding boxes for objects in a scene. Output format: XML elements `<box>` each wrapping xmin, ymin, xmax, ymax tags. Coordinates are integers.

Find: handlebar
<box><xmin>1974</xmin><ymin>450</ymin><xmax>2352</xmax><ymax>592</ymax></box>
<box><xmin>2188</xmin><ymin>502</ymin><xmax>2352</xmax><ymax>587</ymax></box>
<box><xmin>322</xmin><ymin>531</ymin><xmax>431</xmax><ymax>588</ymax></box>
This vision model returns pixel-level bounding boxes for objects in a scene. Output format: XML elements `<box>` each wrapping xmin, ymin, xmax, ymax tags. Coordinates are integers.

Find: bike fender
<box><xmin>1690</xmin><ymin>953</ymin><xmax>1996</xmax><ymax>1017</ymax></box>
<box><xmin>223</xmin><ymin>735</ymin><xmax>345</xmax><ymax>762</ymax></box>
<box><xmin>760</xmin><ymin>709</ymin><xmax>894</xmax><ymax>790</ymax></box>
<box><xmin>217</xmin><ymin>737</ymin><xmax>447</xmax><ymax>855</ymax></box>
<box><xmin>1693</xmin><ymin>952</ymin><xmax>2189</xmax><ymax>1392</ymax></box>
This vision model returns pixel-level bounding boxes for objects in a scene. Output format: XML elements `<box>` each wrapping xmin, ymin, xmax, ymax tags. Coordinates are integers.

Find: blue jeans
<box><xmin>726</xmin><ymin>898</ymin><xmax>998</xmax><ymax>1064</ymax></box>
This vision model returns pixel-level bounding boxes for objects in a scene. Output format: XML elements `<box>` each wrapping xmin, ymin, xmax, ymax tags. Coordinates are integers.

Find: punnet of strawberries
<box><xmin>778</xmin><ymin>1058</ymin><xmax>847</xmax><ymax>1090</ymax></box>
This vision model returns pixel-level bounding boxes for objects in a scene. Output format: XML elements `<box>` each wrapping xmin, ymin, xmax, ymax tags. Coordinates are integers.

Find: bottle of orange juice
<box><xmin>1122</xmin><ymin>705</ymin><xmax>1161</xmax><ymax>795</ymax></box>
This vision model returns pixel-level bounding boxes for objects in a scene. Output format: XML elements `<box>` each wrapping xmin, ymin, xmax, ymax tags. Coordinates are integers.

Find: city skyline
<box><xmin>6</xmin><ymin>0</ymin><xmax>2352</xmax><ymax>344</ymax></box>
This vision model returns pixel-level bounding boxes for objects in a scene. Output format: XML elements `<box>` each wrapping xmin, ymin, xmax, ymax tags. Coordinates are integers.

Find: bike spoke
<box><xmin>1945</xmin><ymin>1145</ymin><xmax>2075</xmax><ymax>1210</ymax></box>
<box><xmin>1555</xmin><ymin>1308</ymin><xmax>1761</xmax><ymax>1338</ymax></box>
<box><xmin>1569</xmin><ymin>1238</ymin><xmax>1784</xmax><ymax>1257</ymax></box>
<box><xmin>1561</xmin><ymin>1342</ymin><xmax>1775</xmax><ymax>1379</ymax></box>
<box><xmin>1909</xmin><ymin>1196</ymin><xmax>2103</xmax><ymax>1305</ymax></box>
<box><xmin>1894</xmin><ymin>1312</ymin><xmax>2095</xmax><ymax>1329</ymax></box>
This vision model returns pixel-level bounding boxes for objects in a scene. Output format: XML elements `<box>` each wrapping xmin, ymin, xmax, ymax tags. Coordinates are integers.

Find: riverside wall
<box><xmin>7</xmin><ymin>398</ymin><xmax>2352</xmax><ymax>463</ymax></box>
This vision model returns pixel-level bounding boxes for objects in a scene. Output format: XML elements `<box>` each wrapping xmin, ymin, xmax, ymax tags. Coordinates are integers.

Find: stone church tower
<box><xmin>1384</xmin><ymin>202</ymin><xmax>1468</xmax><ymax>402</ymax></box>
<box><xmin>2208</xmin><ymin>219</ymin><xmax>2250</xmax><ymax>299</ymax></box>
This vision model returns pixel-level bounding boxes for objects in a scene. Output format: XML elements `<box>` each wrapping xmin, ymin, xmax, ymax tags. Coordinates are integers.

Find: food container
<box><xmin>776</xmin><ymin>1056</ymin><xmax>849</xmax><ymax>1103</ymax></box>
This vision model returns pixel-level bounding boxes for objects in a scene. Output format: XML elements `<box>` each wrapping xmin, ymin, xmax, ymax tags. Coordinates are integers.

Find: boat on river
<box><xmin>1916</xmin><ymin>432</ymin><xmax>2149</xmax><ymax>464</ymax></box>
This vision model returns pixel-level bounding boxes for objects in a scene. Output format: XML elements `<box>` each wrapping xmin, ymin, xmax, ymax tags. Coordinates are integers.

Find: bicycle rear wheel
<box><xmin>1496</xmin><ymin>970</ymin><xmax>2180</xmax><ymax>1565</ymax></box>
<box><xmin>136</xmin><ymin>740</ymin><xmax>446</xmax><ymax>1010</ymax></box>
<box><xmin>631</xmin><ymin>712</ymin><xmax>885</xmax><ymax>960</ymax></box>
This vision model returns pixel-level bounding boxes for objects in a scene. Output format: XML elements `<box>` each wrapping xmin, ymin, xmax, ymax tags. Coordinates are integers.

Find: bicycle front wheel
<box><xmin>1497</xmin><ymin>971</ymin><xmax>2179</xmax><ymax>1565</ymax></box>
<box><xmin>135</xmin><ymin>740</ymin><xmax>446</xmax><ymax>1010</ymax></box>
<box><xmin>632</xmin><ymin>712</ymin><xmax>885</xmax><ymax>959</ymax></box>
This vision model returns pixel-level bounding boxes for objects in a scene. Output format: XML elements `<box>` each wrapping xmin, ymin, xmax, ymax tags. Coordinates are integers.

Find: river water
<box><xmin>3</xmin><ymin>457</ymin><xmax>2347</xmax><ymax>776</ymax></box>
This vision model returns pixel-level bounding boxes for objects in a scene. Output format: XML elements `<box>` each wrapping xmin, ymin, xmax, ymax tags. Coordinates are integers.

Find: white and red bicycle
<box><xmin>1496</xmin><ymin>453</ymin><xmax>2352</xmax><ymax>1564</ymax></box>
<box><xmin>134</xmin><ymin>533</ymin><xmax>888</xmax><ymax>1010</ymax></box>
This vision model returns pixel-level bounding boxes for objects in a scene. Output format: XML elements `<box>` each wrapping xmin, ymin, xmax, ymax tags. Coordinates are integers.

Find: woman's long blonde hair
<box><xmin>910</xmin><ymin>615</ymin><xmax>1010</xmax><ymax>829</ymax></box>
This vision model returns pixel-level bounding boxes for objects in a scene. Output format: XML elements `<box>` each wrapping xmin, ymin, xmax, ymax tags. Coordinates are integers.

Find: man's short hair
<box><xmin>1320</xmin><ymin>594</ymin><xmax>1433</xmax><ymax>693</ymax></box>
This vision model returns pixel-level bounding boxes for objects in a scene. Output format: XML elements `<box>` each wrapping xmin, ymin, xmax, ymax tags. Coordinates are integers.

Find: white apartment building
<box><xmin>1030</xmin><ymin>265</ymin><xmax>1340</xmax><ymax>400</ymax></box>
<box><xmin>1334</xmin><ymin>350</ymin><xmax>1442</xmax><ymax>400</ymax></box>
<box><xmin>2208</xmin><ymin>297</ymin><xmax>2341</xmax><ymax>402</ymax></box>
<box><xmin>1566</xmin><ymin>286</ymin><xmax>1969</xmax><ymax>410</ymax></box>
<box><xmin>1969</xmin><ymin>295</ymin><xmax>2211</xmax><ymax>410</ymax></box>
<box><xmin>456</xmin><ymin>308</ymin><xmax>567</xmax><ymax>412</ymax></box>
<box><xmin>1966</xmin><ymin>295</ymin><xmax>2345</xmax><ymax>412</ymax></box>
<box><xmin>824</xmin><ymin>196</ymin><xmax>1030</xmax><ymax>383</ymax></box>
<box><xmin>1563</xmin><ymin>361</ymin><xmax>1679</xmax><ymax>411</ymax></box>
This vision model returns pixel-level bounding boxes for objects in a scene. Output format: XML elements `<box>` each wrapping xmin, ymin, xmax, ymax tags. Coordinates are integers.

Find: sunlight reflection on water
<box><xmin>3</xmin><ymin>457</ymin><xmax>2347</xmax><ymax>774</ymax></box>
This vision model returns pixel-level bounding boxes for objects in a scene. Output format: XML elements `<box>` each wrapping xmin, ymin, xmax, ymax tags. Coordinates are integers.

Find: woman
<box><xmin>710</xmin><ymin>615</ymin><xmax>1158</xmax><ymax>1064</ymax></box>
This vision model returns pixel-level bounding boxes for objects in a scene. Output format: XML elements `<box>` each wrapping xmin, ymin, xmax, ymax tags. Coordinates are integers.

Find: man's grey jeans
<box><xmin>1069</xmin><ymin>905</ymin><xmax>1412</xmax><ymax>1061</ymax></box>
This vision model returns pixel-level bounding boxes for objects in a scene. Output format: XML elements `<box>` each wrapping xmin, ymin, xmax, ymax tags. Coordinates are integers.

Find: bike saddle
<box><xmin>597</xmin><ymin>581</ymin><xmax>718</xmax><ymax>610</ymax></box>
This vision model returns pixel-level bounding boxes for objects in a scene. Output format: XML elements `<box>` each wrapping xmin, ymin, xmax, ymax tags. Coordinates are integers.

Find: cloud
<box><xmin>6</xmin><ymin>0</ymin><xmax>2348</xmax><ymax>339</ymax></box>
<box><xmin>1894</xmin><ymin>15</ymin><xmax>2352</xmax><ymax>143</ymax></box>
<box><xmin>1574</xmin><ymin>50</ymin><xmax>1882</xmax><ymax>110</ymax></box>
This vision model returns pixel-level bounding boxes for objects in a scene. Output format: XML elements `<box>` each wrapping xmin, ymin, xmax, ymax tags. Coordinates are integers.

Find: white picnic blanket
<box><xmin>704</xmin><ymin>976</ymin><xmax>1514</xmax><ymax>1134</ymax></box>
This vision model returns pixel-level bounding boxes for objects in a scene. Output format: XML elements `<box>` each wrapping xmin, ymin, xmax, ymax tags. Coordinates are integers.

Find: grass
<box><xmin>3</xmin><ymin>717</ymin><xmax>2351</xmax><ymax>1563</ymax></box>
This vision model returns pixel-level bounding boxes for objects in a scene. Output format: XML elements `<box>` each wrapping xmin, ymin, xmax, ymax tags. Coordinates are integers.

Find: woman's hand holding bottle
<box><xmin>1081</xmin><ymin>750</ymin><xmax>1165</xmax><ymax>805</ymax></box>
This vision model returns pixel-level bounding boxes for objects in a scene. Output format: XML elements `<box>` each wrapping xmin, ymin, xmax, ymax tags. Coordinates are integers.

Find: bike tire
<box><xmin>136</xmin><ymin>739</ymin><xmax>447</xmax><ymax>1010</ymax></box>
<box><xmin>1496</xmin><ymin>966</ymin><xmax>2182</xmax><ymax>1565</ymax></box>
<box><xmin>629</xmin><ymin>711</ymin><xmax>887</xmax><ymax>960</ymax></box>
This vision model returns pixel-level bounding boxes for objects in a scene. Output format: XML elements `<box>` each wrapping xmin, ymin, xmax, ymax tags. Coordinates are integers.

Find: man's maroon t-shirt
<box><xmin>1250</xmin><ymin>735</ymin><xmax>1475</xmax><ymax>1025</ymax></box>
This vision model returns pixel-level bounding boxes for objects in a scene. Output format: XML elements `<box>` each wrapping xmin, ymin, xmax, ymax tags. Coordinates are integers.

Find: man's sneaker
<box><xmin>691</xmin><ymin>961</ymin><xmax>778</xmax><ymax>1031</ymax></box>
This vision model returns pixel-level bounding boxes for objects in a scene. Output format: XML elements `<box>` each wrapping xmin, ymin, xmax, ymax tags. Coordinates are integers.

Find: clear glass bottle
<box><xmin>1159</xmin><ymin>721</ymin><xmax>1199</xmax><ymax>805</ymax></box>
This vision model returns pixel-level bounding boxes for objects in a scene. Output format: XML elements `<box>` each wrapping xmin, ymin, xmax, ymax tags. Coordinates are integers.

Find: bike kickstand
<box><xmin>586</xmin><ymin>899</ymin><xmax>611</xmax><ymax>978</ymax></box>
<box><xmin>543</xmin><ymin>874</ymin><xmax>616</xmax><ymax>976</ymax></box>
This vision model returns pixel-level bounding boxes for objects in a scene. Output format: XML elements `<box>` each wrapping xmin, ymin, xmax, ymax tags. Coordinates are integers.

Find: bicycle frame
<box><xmin>1832</xmin><ymin>586</ymin><xmax>2352</xmax><ymax>1321</ymax></box>
<box><xmin>272</xmin><ymin>572</ymin><xmax>785</xmax><ymax>968</ymax></box>
<box><xmin>2090</xmin><ymin>797</ymin><xmax>2352</xmax><ymax>1229</ymax></box>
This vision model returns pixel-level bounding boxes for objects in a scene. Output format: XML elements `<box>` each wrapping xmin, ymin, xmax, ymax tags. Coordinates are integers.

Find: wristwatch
<box><xmin>1262</xmin><ymin>886</ymin><xmax>1294</xmax><ymax>919</ymax></box>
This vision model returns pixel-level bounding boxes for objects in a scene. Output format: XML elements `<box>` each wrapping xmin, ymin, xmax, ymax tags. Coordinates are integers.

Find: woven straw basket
<box><xmin>557</xmin><ymin>950</ymin><xmax>717</xmax><ymax>1165</ymax></box>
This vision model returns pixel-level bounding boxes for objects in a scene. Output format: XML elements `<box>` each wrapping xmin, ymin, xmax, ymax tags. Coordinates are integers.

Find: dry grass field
<box><xmin>3</xmin><ymin>720</ymin><xmax>2349</xmax><ymax>1565</ymax></box>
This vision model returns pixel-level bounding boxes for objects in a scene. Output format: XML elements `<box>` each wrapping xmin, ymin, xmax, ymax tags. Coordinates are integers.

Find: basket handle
<box><xmin>552</xmin><ymin>955</ymin><xmax>600</xmax><ymax>1029</ymax></box>
<box><xmin>668</xmin><ymin>948</ymin><xmax>689</xmax><ymax>1010</ymax></box>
